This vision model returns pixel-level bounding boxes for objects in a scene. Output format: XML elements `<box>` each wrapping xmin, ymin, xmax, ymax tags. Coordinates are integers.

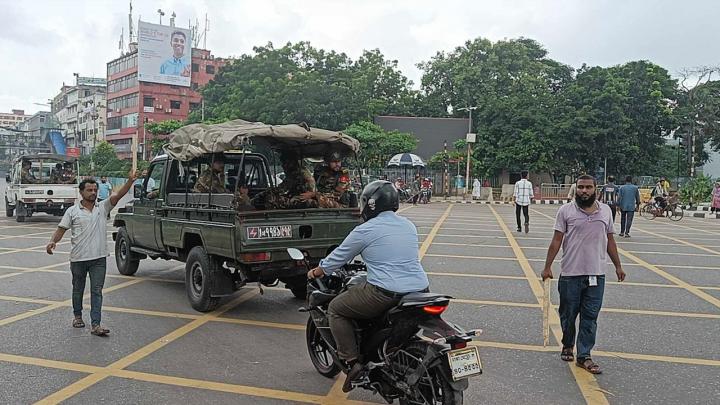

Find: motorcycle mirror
<box><xmin>286</xmin><ymin>248</ymin><xmax>305</xmax><ymax>261</ymax></box>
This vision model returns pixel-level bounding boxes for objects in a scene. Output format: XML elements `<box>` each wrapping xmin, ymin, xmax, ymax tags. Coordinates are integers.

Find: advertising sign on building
<box><xmin>137</xmin><ymin>21</ymin><xmax>191</xmax><ymax>87</ymax></box>
<box><xmin>66</xmin><ymin>147</ymin><xmax>80</xmax><ymax>158</ymax></box>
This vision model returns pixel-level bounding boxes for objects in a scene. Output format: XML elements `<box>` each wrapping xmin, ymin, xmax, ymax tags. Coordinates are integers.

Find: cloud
<box><xmin>1</xmin><ymin>0</ymin><xmax>719</xmax><ymax>114</ymax></box>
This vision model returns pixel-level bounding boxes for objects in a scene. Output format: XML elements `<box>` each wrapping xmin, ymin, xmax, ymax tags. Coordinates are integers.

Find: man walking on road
<box><xmin>513</xmin><ymin>170</ymin><xmax>533</xmax><ymax>233</ymax></box>
<box><xmin>542</xmin><ymin>175</ymin><xmax>626</xmax><ymax>375</ymax></box>
<box><xmin>599</xmin><ymin>175</ymin><xmax>619</xmax><ymax>222</ymax></box>
<box><xmin>617</xmin><ymin>176</ymin><xmax>641</xmax><ymax>238</ymax></box>
<box><xmin>46</xmin><ymin>171</ymin><xmax>138</xmax><ymax>336</ymax></box>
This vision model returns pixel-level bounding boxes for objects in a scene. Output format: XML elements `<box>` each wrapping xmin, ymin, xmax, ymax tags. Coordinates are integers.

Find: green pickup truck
<box><xmin>113</xmin><ymin>120</ymin><xmax>361</xmax><ymax>312</ymax></box>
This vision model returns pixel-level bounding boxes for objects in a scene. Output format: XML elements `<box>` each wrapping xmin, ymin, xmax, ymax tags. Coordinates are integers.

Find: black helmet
<box><xmin>360</xmin><ymin>180</ymin><xmax>399</xmax><ymax>221</ymax></box>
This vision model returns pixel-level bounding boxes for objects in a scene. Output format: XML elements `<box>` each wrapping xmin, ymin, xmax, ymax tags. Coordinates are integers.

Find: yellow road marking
<box><xmin>469</xmin><ymin>341</ymin><xmax>720</xmax><ymax>367</ymax></box>
<box><xmin>36</xmin><ymin>290</ymin><xmax>261</xmax><ymax>404</ymax></box>
<box><xmin>418</xmin><ymin>205</ymin><xmax>452</xmax><ymax>259</ymax></box>
<box><xmin>631</xmin><ymin>226</ymin><xmax>720</xmax><ymax>256</ymax></box>
<box><xmin>424</xmin><ymin>253</ymin><xmax>516</xmax><ymax>261</ymax></box>
<box><xmin>489</xmin><ymin>205</ymin><xmax>609</xmax><ymax>405</ymax></box>
<box><xmin>616</xmin><ymin>249</ymin><xmax>720</xmax><ymax>310</ymax></box>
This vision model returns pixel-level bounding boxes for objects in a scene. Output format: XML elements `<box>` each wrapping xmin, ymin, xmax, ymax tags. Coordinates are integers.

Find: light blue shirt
<box><xmin>98</xmin><ymin>182</ymin><xmax>112</xmax><ymax>200</ymax></box>
<box><xmin>618</xmin><ymin>183</ymin><xmax>641</xmax><ymax>212</ymax></box>
<box><xmin>319</xmin><ymin>211</ymin><xmax>429</xmax><ymax>293</ymax></box>
<box><xmin>160</xmin><ymin>57</ymin><xmax>189</xmax><ymax>75</ymax></box>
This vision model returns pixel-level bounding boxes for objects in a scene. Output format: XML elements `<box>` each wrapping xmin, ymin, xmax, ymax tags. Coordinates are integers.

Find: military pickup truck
<box><xmin>113</xmin><ymin>120</ymin><xmax>361</xmax><ymax>312</ymax></box>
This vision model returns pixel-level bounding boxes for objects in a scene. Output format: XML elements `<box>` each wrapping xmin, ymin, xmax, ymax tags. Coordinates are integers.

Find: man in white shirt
<box><xmin>513</xmin><ymin>170</ymin><xmax>534</xmax><ymax>233</ymax></box>
<box><xmin>46</xmin><ymin>171</ymin><xmax>138</xmax><ymax>336</ymax></box>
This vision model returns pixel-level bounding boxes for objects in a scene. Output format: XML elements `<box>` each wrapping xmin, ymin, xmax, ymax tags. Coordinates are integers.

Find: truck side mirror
<box><xmin>133</xmin><ymin>183</ymin><xmax>144</xmax><ymax>199</ymax></box>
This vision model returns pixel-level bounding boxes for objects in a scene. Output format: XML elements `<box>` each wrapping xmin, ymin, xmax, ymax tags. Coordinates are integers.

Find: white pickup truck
<box><xmin>4</xmin><ymin>154</ymin><xmax>80</xmax><ymax>222</ymax></box>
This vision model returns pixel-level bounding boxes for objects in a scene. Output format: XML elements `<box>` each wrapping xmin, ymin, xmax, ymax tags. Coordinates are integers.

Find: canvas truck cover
<box><xmin>164</xmin><ymin>119</ymin><xmax>360</xmax><ymax>162</ymax></box>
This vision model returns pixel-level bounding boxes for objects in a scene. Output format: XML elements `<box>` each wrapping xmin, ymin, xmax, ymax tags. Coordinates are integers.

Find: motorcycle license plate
<box><xmin>448</xmin><ymin>346</ymin><xmax>482</xmax><ymax>381</ymax></box>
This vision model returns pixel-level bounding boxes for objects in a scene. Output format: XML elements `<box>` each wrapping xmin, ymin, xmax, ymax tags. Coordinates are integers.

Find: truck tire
<box><xmin>185</xmin><ymin>246</ymin><xmax>221</xmax><ymax>312</ymax></box>
<box><xmin>115</xmin><ymin>227</ymin><xmax>140</xmax><ymax>276</ymax></box>
<box><xmin>285</xmin><ymin>276</ymin><xmax>308</xmax><ymax>299</ymax></box>
<box><xmin>5</xmin><ymin>198</ymin><xmax>13</xmax><ymax>217</ymax></box>
<box><xmin>16</xmin><ymin>215</ymin><xmax>25</xmax><ymax>222</ymax></box>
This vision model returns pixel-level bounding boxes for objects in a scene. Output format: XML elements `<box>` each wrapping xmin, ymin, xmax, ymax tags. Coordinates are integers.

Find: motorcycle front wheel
<box><xmin>306</xmin><ymin>317</ymin><xmax>341</xmax><ymax>378</ymax></box>
<box><xmin>397</xmin><ymin>343</ymin><xmax>464</xmax><ymax>405</ymax></box>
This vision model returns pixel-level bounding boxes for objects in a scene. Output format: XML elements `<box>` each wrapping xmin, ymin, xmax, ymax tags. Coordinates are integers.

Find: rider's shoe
<box><xmin>342</xmin><ymin>362</ymin><xmax>365</xmax><ymax>393</ymax></box>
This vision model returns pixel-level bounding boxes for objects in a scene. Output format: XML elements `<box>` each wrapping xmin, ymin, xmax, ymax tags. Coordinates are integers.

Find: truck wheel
<box><xmin>115</xmin><ymin>227</ymin><xmax>140</xmax><ymax>276</ymax></box>
<box><xmin>185</xmin><ymin>246</ymin><xmax>220</xmax><ymax>312</ymax></box>
<box><xmin>16</xmin><ymin>215</ymin><xmax>25</xmax><ymax>222</ymax></box>
<box><xmin>5</xmin><ymin>198</ymin><xmax>14</xmax><ymax>217</ymax></box>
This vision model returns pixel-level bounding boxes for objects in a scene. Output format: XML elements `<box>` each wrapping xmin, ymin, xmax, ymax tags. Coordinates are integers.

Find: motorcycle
<box><xmin>288</xmin><ymin>248</ymin><xmax>482</xmax><ymax>405</ymax></box>
<box><xmin>418</xmin><ymin>187</ymin><xmax>432</xmax><ymax>204</ymax></box>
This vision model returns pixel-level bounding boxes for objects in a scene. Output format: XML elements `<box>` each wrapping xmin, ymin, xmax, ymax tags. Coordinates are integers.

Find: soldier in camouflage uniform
<box><xmin>313</xmin><ymin>151</ymin><xmax>350</xmax><ymax>208</ymax></box>
<box><xmin>257</xmin><ymin>151</ymin><xmax>317</xmax><ymax>210</ymax></box>
<box><xmin>232</xmin><ymin>183</ymin><xmax>255</xmax><ymax>211</ymax></box>
<box><xmin>193</xmin><ymin>155</ymin><xmax>228</xmax><ymax>194</ymax></box>
<box><xmin>20</xmin><ymin>160</ymin><xmax>38</xmax><ymax>184</ymax></box>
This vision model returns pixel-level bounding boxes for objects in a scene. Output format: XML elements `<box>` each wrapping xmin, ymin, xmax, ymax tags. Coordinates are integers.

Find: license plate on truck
<box><xmin>247</xmin><ymin>225</ymin><xmax>292</xmax><ymax>240</ymax></box>
<box><xmin>448</xmin><ymin>346</ymin><xmax>482</xmax><ymax>380</ymax></box>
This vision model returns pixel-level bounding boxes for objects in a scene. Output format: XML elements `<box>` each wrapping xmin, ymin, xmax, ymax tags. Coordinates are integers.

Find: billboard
<box><xmin>137</xmin><ymin>21</ymin><xmax>191</xmax><ymax>87</ymax></box>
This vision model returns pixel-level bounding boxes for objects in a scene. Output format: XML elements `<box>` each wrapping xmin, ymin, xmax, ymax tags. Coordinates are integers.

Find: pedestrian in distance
<box><xmin>97</xmin><ymin>176</ymin><xmax>112</xmax><ymax>202</ymax></box>
<box><xmin>513</xmin><ymin>170</ymin><xmax>534</xmax><ymax>233</ymax></box>
<box><xmin>711</xmin><ymin>181</ymin><xmax>720</xmax><ymax>214</ymax></box>
<box><xmin>46</xmin><ymin>171</ymin><xmax>139</xmax><ymax>336</ymax></box>
<box><xmin>617</xmin><ymin>176</ymin><xmax>640</xmax><ymax>237</ymax></box>
<box><xmin>599</xmin><ymin>175</ymin><xmax>619</xmax><ymax>222</ymax></box>
<box><xmin>542</xmin><ymin>175</ymin><xmax>626</xmax><ymax>375</ymax></box>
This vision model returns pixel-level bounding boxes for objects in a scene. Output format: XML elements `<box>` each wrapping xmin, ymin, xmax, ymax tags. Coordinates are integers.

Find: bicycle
<box><xmin>640</xmin><ymin>201</ymin><xmax>683</xmax><ymax>221</ymax></box>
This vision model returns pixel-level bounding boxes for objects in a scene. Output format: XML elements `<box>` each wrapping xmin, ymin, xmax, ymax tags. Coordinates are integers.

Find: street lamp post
<box><xmin>458</xmin><ymin>106</ymin><xmax>477</xmax><ymax>200</ymax></box>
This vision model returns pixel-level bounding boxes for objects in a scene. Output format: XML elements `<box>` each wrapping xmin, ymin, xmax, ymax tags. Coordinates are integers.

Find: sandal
<box><xmin>576</xmin><ymin>358</ymin><xmax>602</xmax><ymax>374</ymax></box>
<box><xmin>72</xmin><ymin>317</ymin><xmax>85</xmax><ymax>328</ymax></box>
<box><xmin>560</xmin><ymin>347</ymin><xmax>574</xmax><ymax>362</ymax></box>
<box><xmin>91</xmin><ymin>325</ymin><xmax>110</xmax><ymax>336</ymax></box>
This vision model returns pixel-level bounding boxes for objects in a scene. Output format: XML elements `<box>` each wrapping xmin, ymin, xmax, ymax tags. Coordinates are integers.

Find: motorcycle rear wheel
<box><xmin>397</xmin><ymin>343</ymin><xmax>463</xmax><ymax>405</ymax></box>
<box><xmin>306</xmin><ymin>317</ymin><xmax>341</xmax><ymax>378</ymax></box>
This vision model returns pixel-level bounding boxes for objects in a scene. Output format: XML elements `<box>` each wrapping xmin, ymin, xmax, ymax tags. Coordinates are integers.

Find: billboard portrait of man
<box><xmin>160</xmin><ymin>31</ymin><xmax>190</xmax><ymax>77</ymax></box>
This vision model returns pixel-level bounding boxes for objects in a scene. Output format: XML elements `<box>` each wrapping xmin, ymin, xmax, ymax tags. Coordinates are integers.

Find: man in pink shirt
<box><xmin>542</xmin><ymin>175</ymin><xmax>626</xmax><ymax>375</ymax></box>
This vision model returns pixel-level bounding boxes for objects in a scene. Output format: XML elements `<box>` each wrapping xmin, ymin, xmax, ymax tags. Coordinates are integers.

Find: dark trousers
<box><xmin>620</xmin><ymin>210</ymin><xmax>635</xmax><ymax>235</ymax></box>
<box><xmin>70</xmin><ymin>258</ymin><xmax>107</xmax><ymax>326</ymax></box>
<box><xmin>558</xmin><ymin>275</ymin><xmax>605</xmax><ymax>359</ymax></box>
<box><xmin>608</xmin><ymin>204</ymin><xmax>617</xmax><ymax>222</ymax></box>
<box><xmin>515</xmin><ymin>204</ymin><xmax>529</xmax><ymax>229</ymax></box>
<box><xmin>327</xmin><ymin>282</ymin><xmax>401</xmax><ymax>362</ymax></box>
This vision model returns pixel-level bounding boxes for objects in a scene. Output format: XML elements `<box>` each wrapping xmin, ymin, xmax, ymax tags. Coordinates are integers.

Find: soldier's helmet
<box><xmin>325</xmin><ymin>151</ymin><xmax>342</xmax><ymax>163</ymax></box>
<box><xmin>359</xmin><ymin>180</ymin><xmax>399</xmax><ymax>221</ymax></box>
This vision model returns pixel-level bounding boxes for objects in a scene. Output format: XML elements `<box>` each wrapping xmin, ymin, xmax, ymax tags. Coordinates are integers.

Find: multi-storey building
<box><xmin>0</xmin><ymin>109</ymin><xmax>31</xmax><ymax>129</ymax></box>
<box><xmin>51</xmin><ymin>77</ymin><xmax>107</xmax><ymax>155</ymax></box>
<box><xmin>106</xmin><ymin>46</ymin><xmax>227</xmax><ymax>159</ymax></box>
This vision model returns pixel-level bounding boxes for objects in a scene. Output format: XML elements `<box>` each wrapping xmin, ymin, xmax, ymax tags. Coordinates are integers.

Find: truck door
<box><xmin>132</xmin><ymin>160</ymin><xmax>166</xmax><ymax>250</ymax></box>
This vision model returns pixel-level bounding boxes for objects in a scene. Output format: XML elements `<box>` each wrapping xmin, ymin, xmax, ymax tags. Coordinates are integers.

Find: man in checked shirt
<box><xmin>513</xmin><ymin>170</ymin><xmax>534</xmax><ymax>233</ymax></box>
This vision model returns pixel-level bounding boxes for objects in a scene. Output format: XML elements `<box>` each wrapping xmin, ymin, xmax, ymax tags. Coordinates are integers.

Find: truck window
<box><xmin>146</xmin><ymin>163</ymin><xmax>164</xmax><ymax>198</ymax></box>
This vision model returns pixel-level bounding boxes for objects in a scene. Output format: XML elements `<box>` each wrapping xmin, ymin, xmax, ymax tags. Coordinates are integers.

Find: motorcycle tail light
<box><xmin>422</xmin><ymin>305</ymin><xmax>447</xmax><ymax>315</ymax></box>
<box><xmin>451</xmin><ymin>341</ymin><xmax>467</xmax><ymax>349</ymax></box>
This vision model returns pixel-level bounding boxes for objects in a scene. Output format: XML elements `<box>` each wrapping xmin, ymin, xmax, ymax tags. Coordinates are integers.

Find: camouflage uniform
<box><xmin>193</xmin><ymin>168</ymin><xmax>227</xmax><ymax>193</ymax></box>
<box><xmin>314</xmin><ymin>166</ymin><xmax>350</xmax><ymax>208</ymax></box>
<box><xmin>21</xmin><ymin>167</ymin><xmax>38</xmax><ymax>184</ymax></box>
<box><xmin>258</xmin><ymin>167</ymin><xmax>317</xmax><ymax>210</ymax></box>
<box><xmin>232</xmin><ymin>191</ymin><xmax>255</xmax><ymax>211</ymax></box>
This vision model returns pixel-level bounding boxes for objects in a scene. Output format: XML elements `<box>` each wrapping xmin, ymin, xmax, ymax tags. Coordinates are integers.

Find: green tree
<box><xmin>343</xmin><ymin>121</ymin><xmax>417</xmax><ymax>169</ymax></box>
<box><xmin>79</xmin><ymin>141</ymin><xmax>133</xmax><ymax>177</ymax></box>
<box><xmin>190</xmin><ymin>42</ymin><xmax>418</xmax><ymax>130</ymax></box>
<box><xmin>418</xmin><ymin>37</ymin><xmax>573</xmax><ymax>176</ymax></box>
<box><xmin>675</xmin><ymin>68</ymin><xmax>720</xmax><ymax>171</ymax></box>
<box><xmin>145</xmin><ymin>120</ymin><xmax>185</xmax><ymax>156</ymax></box>
<box><xmin>555</xmin><ymin>61</ymin><xmax>677</xmax><ymax>177</ymax></box>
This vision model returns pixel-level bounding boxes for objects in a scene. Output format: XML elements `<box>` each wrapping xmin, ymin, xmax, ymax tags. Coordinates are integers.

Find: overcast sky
<box><xmin>1</xmin><ymin>0</ymin><xmax>718</xmax><ymax>115</ymax></box>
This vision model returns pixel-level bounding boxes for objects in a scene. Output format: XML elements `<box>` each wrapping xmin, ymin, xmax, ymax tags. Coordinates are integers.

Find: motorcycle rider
<box><xmin>307</xmin><ymin>180</ymin><xmax>429</xmax><ymax>392</ymax></box>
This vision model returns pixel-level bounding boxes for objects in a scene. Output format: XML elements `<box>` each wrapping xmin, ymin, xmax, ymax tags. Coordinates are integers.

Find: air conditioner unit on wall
<box><xmin>166</xmin><ymin>109</ymin><xmax>172</xmax><ymax>113</ymax></box>
<box><xmin>156</xmin><ymin>105</ymin><xmax>162</xmax><ymax>109</ymax></box>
